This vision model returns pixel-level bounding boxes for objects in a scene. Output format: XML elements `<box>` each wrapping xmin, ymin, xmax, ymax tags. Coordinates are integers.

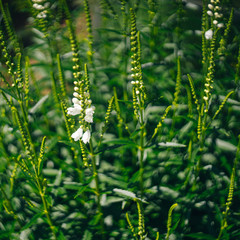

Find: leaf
<box><xmin>216</xmin><ymin>139</ymin><xmax>237</xmax><ymax>152</ymax></box>
<box><xmin>89</xmin><ymin>213</ymin><xmax>102</xmax><ymax>226</ymax></box>
<box><xmin>45</xmin><ymin>136</ymin><xmax>59</xmax><ymax>154</ymax></box>
<box><xmin>97</xmin><ymin>28</ymin><xmax>123</xmax><ymax>35</ymax></box>
<box><xmin>58</xmin><ymin>231</ymin><xmax>67</xmax><ymax>240</ymax></box>
<box><xmin>113</xmin><ymin>188</ymin><xmax>137</xmax><ymax>199</ymax></box>
<box><xmin>29</xmin><ymin>95</ymin><xmax>48</xmax><ymax>114</ymax></box>
<box><xmin>113</xmin><ymin>188</ymin><xmax>147</xmax><ymax>203</ymax></box>
<box><xmin>74</xmin><ymin>185</ymin><xmax>94</xmax><ymax>199</ymax></box>
<box><xmin>100</xmin><ymin>175</ymin><xmax>128</xmax><ymax>188</ymax></box>
<box><xmin>0</xmin><ymin>87</ymin><xmax>18</xmax><ymax>100</ymax></box>
<box><xmin>59</xmin><ymin>140</ymin><xmax>81</xmax><ymax>151</ymax></box>
<box><xmin>185</xmin><ymin>233</ymin><xmax>216</xmax><ymax>240</ymax></box>
<box><xmin>20</xmin><ymin>229</ymin><xmax>31</xmax><ymax>240</ymax></box>
<box><xmin>82</xmin><ymin>230</ymin><xmax>93</xmax><ymax>240</ymax></box>
<box><xmin>117</xmin><ymin>99</ymin><xmax>133</xmax><ymax>104</ymax></box>
<box><xmin>21</xmin><ymin>212</ymin><xmax>43</xmax><ymax>231</ymax></box>
<box><xmin>43</xmin><ymin>169</ymin><xmax>59</xmax><ymax>176</ymax></box>
<box><xmin>96</xmin><ymin>144</ymin><xmax>131</xmax><ymax>154</ymax></box>
<box><xmin>170</xmin><ymin>218</ymin><xmax>181</xmax><ymax>234</ymax></box>
<box><xmin>158</xmin><ymin>142</ymin><xmax>186</xmax><ymax>148</ymax></box>
<box><xmin>130</xmin><ymin>170</ymin><xmax>140</xmax><ymax>183</ymax></box>
<box><xmin>63</xmin><ymin>181</ymin><xmax>82</xmax><ymax>190</ymax></box>
<box><xmin>130</xmin><ymin>129</ymin><xmax>141</xmax><ymax>139</ymax></box>
<box><xmin>102</xmin><ymin>139</ymin><xmax>137</xmax><ymax>147</ymax></box>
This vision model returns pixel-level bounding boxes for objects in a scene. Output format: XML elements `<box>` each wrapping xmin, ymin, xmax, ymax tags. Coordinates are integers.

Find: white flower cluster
<box><xmin>205</xmin><ymin>0</ymin><xmax>224</xmax><ymax>39</ymax></box>
<box><xmin>205</xmin><ymin>29</ymin><xmax>213</xmax><ymax>40</ymax></box>
<box><xmin>32</xmin><ymin>0</ymin><xmax>50</xmax><ymax>19</ymax></box>
<box><xmin>67</xmin><ymin>82</ymin><xmax>95</xmax><ymax>144</ymax></box>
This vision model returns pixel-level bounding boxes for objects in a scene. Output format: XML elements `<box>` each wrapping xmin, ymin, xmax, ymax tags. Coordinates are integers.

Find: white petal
<box><xmin>72</xmin><ymin>98</ymin><xmax>81</xmax><ymax>105</ymax></box>
<box><xmin>84</xmin><ymin>114</ymin><xmax>93</xmax><ymax>123</ymax></box>
<box><xmin>71</xmin><ymin>127</ymin><xmax>83</xmax><ymax>141</ymax></box>
<box><xmin>85</xmin><ymin>107</ymin><xmax>94</xmax><ymax>115</ymax></box>
<box><xmin>205</xmin><ymin>29</ymin><xmax>213</xmax><ymax>40</ymax></box>
<box><xmin>207</xmin><ymin>10</ymin><xmax>213</xmax><ymax>16</ymax></box>
<box><xmin>67</xmin><ymin>104</ymin><xmax>82</xmax><ymax>115</ymax></box>
<box><xmin>82</xmin><ymin>130</ymin><xmax>91</xmax><ymax>144</ymax></box>
<box><xmin>217</xmin><ymin>23</ymin><xmax>224</xmax><ymax>28</ymax></box>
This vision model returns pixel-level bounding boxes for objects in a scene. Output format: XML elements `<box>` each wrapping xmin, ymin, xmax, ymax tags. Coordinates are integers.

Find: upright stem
<box><xmin>193</xmin><ymin>112</ymin><xmax>207</xmax><ymax>190</ymax></box>
<box><xmin>34</xmin><ymin>168</ymin><xmax>57</xmax><ymax>240</ymax></box>
<box><xmin>139</xmin><ymin>107</ymin><xmax>145</xmax><ymax>199</ymax></box>
<box><xmin>89</xmin><ymin>139</ymin><xmax>105</xmax><ymax>239</ymax></box>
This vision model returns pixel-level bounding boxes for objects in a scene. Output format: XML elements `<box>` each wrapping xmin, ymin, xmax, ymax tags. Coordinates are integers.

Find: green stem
<box><xmin>89</xmin><ymin>139</ymin><xmax>105</xmax><ymax>239</ymax></box>
<box><xmin>139</xmin><ymin>107</ymin><xmax>145</xmax><ymax>199</ymax></box>
<box><xmin>18</xmin><ymin>100</ymin><xmax>37</xmax><ymax>160</ymax></box>
<box><xmin>35</xmin><ymin>176</ymin><xmax>57</xmax><ymax>240</ymax></box>
<box><xmin>193</xmin><ymin>111</ymin><xmax>207</xmax><ymax>190</ymax></box>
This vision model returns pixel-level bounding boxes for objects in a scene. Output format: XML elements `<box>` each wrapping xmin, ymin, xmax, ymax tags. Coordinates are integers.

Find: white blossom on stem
<box><xmin>207</xmin><ymin>10</ymin><xmax>213</xmax><ymax>16</ymax></box>
<box><xmin>82</xmin><ymin>130</ymin><xmax>91</xmax><ymax>144</ymax></box>
<box><xmin>71</xmin><ymin>127</ymin><xmax>83</xmax><ymax>141</ymax></box>
<box><xmin>205</xmin><ymin>29</ymin><xmax>213</xmax><ymax>40</ymax></box>
<box><xmin>67</xmin><ymin>98</ymin><xmax>82</xmax><ymax>116</ymax></box>
<box><xmin>84</xmin><ymin>106</ymin><xmax>95</xmax><ymax>123</ymax></box>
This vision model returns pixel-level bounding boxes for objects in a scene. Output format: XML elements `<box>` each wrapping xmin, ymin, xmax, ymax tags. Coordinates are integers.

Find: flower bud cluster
<box><xmin>130</xmin><ymin>9</ymin><xmax>145</xmax><ymax>118</ymax></box>
<box><xmin>206</xmin><ymin>0</ymin><xmax>224</xmax><ymax>38</ymax></box>
<box><xmin>66</xmin><ymin>20</ymin><xmax>82</xmax><ymax>81</ymax></box>
<box><xmin>0</xmin><ymin>31</ymin><xmax>24</xmax><ymax>92</ymax></box>
<box><xmin>31</xmin><ymin>0</ymin><xmax>51</xmax><ymax>37</ymax></box>
<box><xmin>32</xmin><ymin>0</ymin><xmax>50</xmax><ymax>19</ymax></box>
<box><xmin>203</xmin><ymin>34</ymin><xmax>216</xmax><ymax>111</ymax></box>
<box><xmin>84</xmin><ymin>0</ymin><xmax>93</xmax><ymax>63</ymax></box>
<box><xmin>0</xmin><ymin>31</ymin><xmax>15</xmax><ymax>76</ymax></box>
<box><xmin>67</xmin><ymin>66</ymin><xmax>94</xmax><ymax>144</ymax></box>
<box><xmin>130</xmin><ymin>10</ymin><xmax>144</xmax><ymax>96</ymax></box>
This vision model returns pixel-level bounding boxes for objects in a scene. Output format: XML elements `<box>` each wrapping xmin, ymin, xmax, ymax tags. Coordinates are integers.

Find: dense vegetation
<box><xmin>0</xmin><ymin>0</ymin><xmax>240</xmax><ymax>239</ymax></box>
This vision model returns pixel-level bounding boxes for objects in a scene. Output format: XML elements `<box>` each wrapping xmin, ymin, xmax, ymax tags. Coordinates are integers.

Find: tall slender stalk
<box><xmin>89</xmin><ymin>139</ymin><xmax>105</xmax><ymax>239</ymax></box>
<box><xmin>139</xmin><ymin>107</ymin><xmax>145</xmax><ymax>198</ymax></box>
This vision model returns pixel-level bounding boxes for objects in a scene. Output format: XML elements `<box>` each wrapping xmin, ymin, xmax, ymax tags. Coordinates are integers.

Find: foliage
<box><xmin>0</xmin><ymin>0</ymin><xmax>240</xmax><ymax>239</ymax></box>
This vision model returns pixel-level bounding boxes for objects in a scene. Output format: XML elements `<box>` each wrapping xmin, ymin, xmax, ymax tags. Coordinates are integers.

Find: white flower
<box><xmin>84</xmin><ymin>106</ymin><xmax>95</xmax><ymax>123</ymax></box>
<box><xmin>32</xmin><ymin>0</ymin><xmax>44</xmax><ymax>3</ymax></box>
<box><xmin>207</xmin><ymin>10</ymin><xmax>213</xmax><ymax>16</ymax></box>
<box><xmin>67</xmin><ymin>98</ymin><xmax>82</xmax><ymax>115</ymax></box>
<box><xmin>203</xmin><ymin>96</ymin><xmax>208</xmax><ymax>101</ymax></box>
<box><xmin>85</xmin><ymin>106</ymin><xmax>95</xmax><ymax>115</ymax></box>
<box><xmin>84</xmin><ymin>114</ymin><xmax>93</xmax><ymax>123</ymax></box>
<box><xmin>67</xmin><ymin>104</ymin><xmax>82</xmax><ymax>115</ymax></box>
<box><xmin>213</xmin><ymin>20</ymin><xmax>218</xmax><ymax>25</ymax></box>
<box><xmin>208</xmin><ymin>4</ymin><xmax>214</xmax><ymax>10</ymax></box>
<box><xmin>36</xmin><ymin>12</ymin><xmax>47</xmax><ymax>18</ymax></box>
<box><xmin>72</xmin><ymin>98</ymin><xmax>81</xmax><ymax>105</ymax></box>
<box><xmin>217</xmin><ymin>23</ymin><xmax>224</xmax><ymax>28</ymax></box>
<box><xmin>73</xmin><ymin>92</ymin><xmax>79</xmax><ymax>98</ymax></box>
<box><xmin>82</xmin><ymin>130</ymin><xmax>91</xmax><ymax>144</ymax></box>
<box><xmin>33</xmin><ymin>3</ymin><xmax>44</xmax><ymax>10</ymax></box>
<box><xmin>71</xmin><ymin>127</ymin><xmax>83</xmax><ymax>141</ymax></box>
<box><xmin>205</xmin><ymin>29</ymin><xmax>213</xmax><ymax>40</ymax></box>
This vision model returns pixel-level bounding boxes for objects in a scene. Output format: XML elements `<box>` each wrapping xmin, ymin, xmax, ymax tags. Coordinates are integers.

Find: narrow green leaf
<box><xmin>103</xmin><ymin>139</ymin><xmax>137</xmax><ymax>146</ymax></box>
<box><xmin>0</xmin><ymin>87</ymin><xmax>18</xmax><ymax>100</ymax></box>
<box><xmin>158</xmin><ymin>142</ymin><xmax>186</xmax><ymax>148</ymax></box>
<box><xmin>185</xmin><ymin>233</ymin><xmax>216</xmax><ymax>240</ymax></box>
<box><xmin>82</xmin><ymin>230</ymin><xmax>93</xmax><ymax>240</ymax></box>
<box><xmin>21</xmin><ymin>212</ymin><xmax>43</xmax><ymax>231</ymax></box>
